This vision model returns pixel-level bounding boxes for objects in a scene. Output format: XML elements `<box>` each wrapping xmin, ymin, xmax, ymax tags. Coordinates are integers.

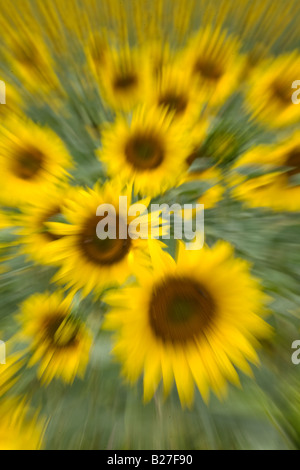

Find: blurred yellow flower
<box><xmin>17</xmin><ymin>291</ymin><xmax>92</xmax><ymax>385</ymax></box>
<box><xmin>3</xmin><ymin>25</ymin><xmax>60</xmax><ymax>95</ymax></box>
<box><xmin>98</xmin><ymin>45</ymin><xmax>150</xmax><ymax>111</ymax></box>
<box><xmin>231</xmin><ymin>132</ymin><xmax>300</xmax><ymax>211</ymax></box>
<box><xmin>182</xmin><ymin>26</ymin><xmax>244</xmax><ymax>108</ymax></box>
<box><xmin>17</xmin><ymin>185</ymin><xmax>72</xmax><ymax>266</ymax></box>
<box><xmin>45</xmin><ymin>182</ymin><xmax>162</xmax><ymax>296</ymax></box>
<box><xmin>103</xmin><ymin>241</ymin><xmax>271</xmax><ymax>407</ymax></box>
<box><xmin>245</xmin><ymin>52</ymin><xmax>300</xmax><ymax>128</ymax></box>
<box><xmin>144</xmin><ymin>61</ymin><xmax>204</xmax><ymax>126</ymax></box>
<box><xmin>99</xmin><ymin>106</ymin><xmax>192</xmax><ymax>197</ymax></box>
<box><xmin>0</xmin><ymin>117</ymin><xmax>73</xmax><ymax>206</ymax></box>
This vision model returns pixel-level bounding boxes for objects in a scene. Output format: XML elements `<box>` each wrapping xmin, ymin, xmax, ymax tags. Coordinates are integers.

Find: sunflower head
<box><xmin>183</xmin><ymin>26</ymin><xmax>243</xmax><ymax>107</ymax></box>
<box><xmin>18</xmin><ymin>291</ymin><xmax>92</xmax><ymax>385</ymax></box>
<box><xmin>98</xmin><ymin>45</ymin><xmax>149</xmax><ymax>111</ymax></box>
<box><xmin>4</xmin><ymin>28</ymin><xmax>60</xmax><ymax>94</ymax></box>
<box><xmin>231</xmin><ymin>133</ymin><xmax>300</xmax><ymax>212</ymax></box>
<box><xmin>245</xmin><ymin>52</ymin><xmax>300</xmax><ymax>128</ymax></box>
<box><xmin>145</xmin><ymin>62</ymin><xmax>204</xmax><ymax>126</ymax></box>
<box><xmin>103</xmin><ymin>241</ymin><xmax>271</xmax><ymax>407</ymax></box>
<box><xmin>45</xmin><ymin>182</ymin><xmax>160</xmax><ymax>296</ymax></box>
<box><xmin>17</xmin><ymin>185</ymin><xmax>73</xmax><ymax>265</ymax></box>
<box><xmin>99</xmin><ymin>106</ymin><xmax>192</xmax><ymax>197</ymax></box>
<box><xmin>0</xmin><ymin>117</ymin><xmax>72</xmax><ymax>206</ymax></box>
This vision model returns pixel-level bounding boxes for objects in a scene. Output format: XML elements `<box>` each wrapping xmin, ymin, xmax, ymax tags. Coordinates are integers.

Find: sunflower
<box><xmin>99</xmin><ymin>106</ymin><xmax>192</xmax><ymax>197</ymax></box>
<box><xmin>145</xmin><ymin>62</ymin><xmax>204</xmax><ymax>126</ymax></box>
<box><xmin>45</xmin><ymin>181</ymin><xmax>164</xmax><ymax>297</ymax></box>
<box><xmin>245</xmin><ymin>52</ymin><xmax>300</xmax><ymax>128</ymax></box>
<box><xmin>17</xmin><ymin>185</ymin><xmax>72</xmax><ymax>266</ymax></box>
<box><xmin>17</xmin><ymin>291</ymin><xmax>92</xmax><ymax>385</ymax></box>
<box><xmin>231</xmin><ymin>132</ymin><xmax>300</xmax><ymax>212</ymax></box>
<box><xmin>0</xmin><ymin>398</ymin><xmax>45</xmax><ymax>450</ymax></box>
<box><xmin>0</xmin><ymin>117</ymin><xmax>72</xmax><ymax>206</ymax></box>
<box><xmin>98</xmin><ymin>45</ymin><xmax>149</xmax><ymax>111</ymax></box>
<box><xmin>3</xmin><ymin>26</ymin><xmax>60</xmax><ymax>95</ymax></box>
<box><xmin>103</xmin><ymin>241</ymin><xmax>271</xmax><ymax>407</ymax></box>
<box><xmin>182</xmin><ymin>26</ymin><xmax>243</xmax><ymax>108</ymax></box>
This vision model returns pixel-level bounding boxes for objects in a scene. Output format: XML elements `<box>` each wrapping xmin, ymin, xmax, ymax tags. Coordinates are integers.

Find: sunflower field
<box><xmin>0</xmin><ymin>0</ymin><xmax>300</xmax><ymax>451</ymax></box>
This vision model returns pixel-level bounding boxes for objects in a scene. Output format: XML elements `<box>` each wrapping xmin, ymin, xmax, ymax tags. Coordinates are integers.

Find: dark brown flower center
<box><xmin>14</xmin><ymin>147</ymin><xmax>45</xmax><ymax>180</ymax></box>
<box><xmin>285</xmin><ymin>148</ymin><xmax>300</xmax><ymax>183</ymax></box>
<box><xmin>113</xmin><ymin>73</ymin><xmax>138</xmax><ymax>91</ymax></box>
<box><xmin>125</xmin><ymin>134</ymin><xmax>164</xmax><ymax>170</ymax></box>
<box><xmin>80</xmin><ymin>214</ymin><xmax>131</xmax><ymax>266</ymax></box>
<box><xmin>43</xmin><ymin>314</ymin><xmax>79</xmax><ymax>349</ymax></box>
<box><xmin>193</xmin><ymin>58</ymin><xmax>223</xmax><ymax>81</ymax></box>
<box><xmin>149</xmin><ymin>277</ymin><xmax>216</xmax><ymax>344</ymax></box>
<box><xmin>158</xmin><ymin>92</ymin><xmax>188</xmax><ymax>116</ymax></box>
<box><xmin>271</xmin><ymin>81</ymin><xmax>291</xmax><ymax>105</ymax></box>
